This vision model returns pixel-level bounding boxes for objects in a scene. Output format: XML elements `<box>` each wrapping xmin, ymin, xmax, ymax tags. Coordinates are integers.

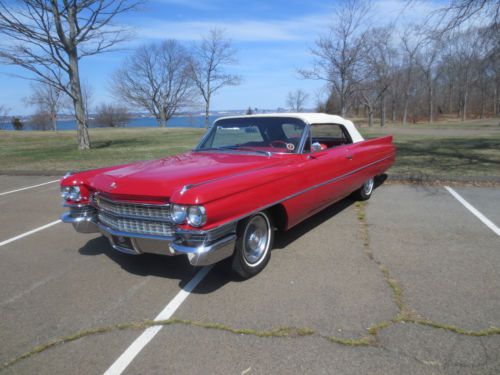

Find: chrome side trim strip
<box><xmin>173</xmin><ymin>162</ymin><xmax>288</xmax><ymax>196</ymax></box>
<box><xmin>207</xmin><ymin>153</ymin><xmax>394</xmax><ymax>230</ymax></box>
<box><xmin>276</xmin><ymin>154</ymin><xmax>394</xmax><ymax>203</ymax></box>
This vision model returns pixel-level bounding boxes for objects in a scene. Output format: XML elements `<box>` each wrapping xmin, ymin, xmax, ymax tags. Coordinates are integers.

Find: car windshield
<box><xmin>196</xmin><ymin>117</ymin><xmax>306</xmax><ymax>154</ymax></box>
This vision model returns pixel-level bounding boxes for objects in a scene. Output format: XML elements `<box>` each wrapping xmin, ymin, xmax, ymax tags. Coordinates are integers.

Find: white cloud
<box><xmin>130</xmin><ymin>0</ymin><xmax>452</xmax><ymax>45</ymax></box>
<box><xmin>131</xmin><ymin>13</ymin><xmax>332</xmax><ymax>43</ymax></box>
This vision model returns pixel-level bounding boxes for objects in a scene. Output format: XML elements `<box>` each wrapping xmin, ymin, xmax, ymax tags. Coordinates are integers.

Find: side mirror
<box><xmin>311</xmin><ymin>142</ymin><xmax>322</xmax><ymax>152</ymax></box>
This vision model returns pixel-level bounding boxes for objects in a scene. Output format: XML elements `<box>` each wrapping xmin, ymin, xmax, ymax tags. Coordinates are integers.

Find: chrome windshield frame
<box><xmin>193</xmin><ymin>117</ymin><xmax>309</xmax><ymax>155</ymax></box>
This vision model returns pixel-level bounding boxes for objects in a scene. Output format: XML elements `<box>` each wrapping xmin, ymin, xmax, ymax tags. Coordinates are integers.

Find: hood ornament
<box><xmin>110</xmin><ymin>182</ymin><xmax>117</xmax><ymax>190</ymax></box>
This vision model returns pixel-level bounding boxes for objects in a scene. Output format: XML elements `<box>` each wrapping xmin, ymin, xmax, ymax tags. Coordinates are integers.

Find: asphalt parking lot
<box><xmin>0</xmin><ymin>176</ymin><xmax>499</xmax><ymax>374</ymax></box>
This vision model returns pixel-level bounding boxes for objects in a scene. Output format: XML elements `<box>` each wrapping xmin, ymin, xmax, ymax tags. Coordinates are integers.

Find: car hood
<box><xmin>88</xmin><ymin>151</ymin><xmax>284</xmax><ymax>199</ymax></box>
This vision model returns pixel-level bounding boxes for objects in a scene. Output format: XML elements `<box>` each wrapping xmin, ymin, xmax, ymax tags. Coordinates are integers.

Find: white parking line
<box><xmin>0</xmin><ymin>220</ymin><xmax>62</xmax><ymax>248</ymax></box>
<box><xmin>0</xmin><ymin>179</ymin><xmax>59</xmax><ymax>196</ymax></box>
<box><xmin>103</xmin><ymin>265</ymin><xmax>213</xmax><ymax>375</ymax></box>
<box><xmin>445</xmin><ymin>186</ymin><xmax>500</xmax><ymax>236</ymax></box>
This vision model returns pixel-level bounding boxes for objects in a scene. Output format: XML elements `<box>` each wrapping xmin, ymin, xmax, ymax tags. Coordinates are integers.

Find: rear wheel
<box><xmin>231</xmin><ymin>211</ymin><xmax>274</xmax><ymax>279</ymax></box>
<box><xmin>354</xmin><ymin>177</ymin><xmax>375</xmax><ymax>201</ymax></box>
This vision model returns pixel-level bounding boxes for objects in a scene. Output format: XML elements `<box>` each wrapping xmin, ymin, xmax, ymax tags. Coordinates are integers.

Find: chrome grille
<box><xmin>96</xmin><ymin>196</ymin><xmax>170</xmax><ymax>221</ymax></box>
<box><xmin>98</xmin><ymin>212</ymin><xmax>174</xmax><ymax>237</ymax></box>
<box><xmin>95</xmin><ymin>195</ymin><xmax>173</xmax><ymax>237</ymax></box>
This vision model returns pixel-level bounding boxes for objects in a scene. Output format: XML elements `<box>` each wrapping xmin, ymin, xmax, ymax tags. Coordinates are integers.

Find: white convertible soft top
<box><xmin>215</xmin><ymin>112</ymin><xmax>364</xmax><ymax>143</ymax></box>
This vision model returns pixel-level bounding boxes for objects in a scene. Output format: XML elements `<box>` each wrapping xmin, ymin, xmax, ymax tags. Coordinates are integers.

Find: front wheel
<box><xmin>231</xmin><ymin>211</ymin><xmax>274</xmax><ymax>279</ymax></box>
<box><xmin>354</xmin><ymin>177</ymin><xmax>375</xmax><ymax>201</ymax></box>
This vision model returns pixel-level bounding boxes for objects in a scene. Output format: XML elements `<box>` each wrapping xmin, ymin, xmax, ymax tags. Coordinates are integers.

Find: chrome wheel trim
<box><xmin>363</xmin><ymin>178</ymin><xmax>374</xmax><ymax>195</ymax></box>
<box><xmin>242</xmin><ymin>214</ymin><xmax>271</xmax><ymax>267</ymax></box>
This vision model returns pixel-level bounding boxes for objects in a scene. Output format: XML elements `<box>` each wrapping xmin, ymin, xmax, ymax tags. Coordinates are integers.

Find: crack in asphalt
<box><xmin>353</xmin><ymin>200</ymin><xmax>500</xmax><ymax>371</ymax></box>
<box><xmin>2</xmin><ymin>200</ymin><xmax>500</xmax><ymax>372</ymax></box>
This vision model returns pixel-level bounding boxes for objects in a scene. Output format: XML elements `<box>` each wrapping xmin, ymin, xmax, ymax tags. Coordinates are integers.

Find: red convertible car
<box><xmin>60</xmin><ymin>113</ymin><xmax>395</xmax><ymax>278</ymax></box>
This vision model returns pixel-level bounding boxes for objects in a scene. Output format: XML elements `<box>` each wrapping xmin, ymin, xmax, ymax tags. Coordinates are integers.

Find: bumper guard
<box><xmin>60</xmin><ymin>211</ymin><xmax>236</xmax><ymax>266</ymax></box>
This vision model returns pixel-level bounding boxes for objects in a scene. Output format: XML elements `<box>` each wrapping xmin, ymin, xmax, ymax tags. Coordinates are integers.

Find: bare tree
<box><xmin>113</xmin><ymin>40</ymin><xmax>195</xmax><ymax>127</ymax></box>
<box><xmin>361</xmin><ymin>27</ymin><xmax>397</xmax><ymax>126</ymax></box>
<box><xmin>0</xmin><ymin>105</ymin><xmax>9</xmax><ymax>129</ymax></box>
<box><xmin>435</xmin><ymin>0</ymin><xmax>499</xmax><ymax>33</ymax></box>
<box><xmin>29</xmin><ymin>110</ymin><xmax>52</xmax><ymax>130</ymax></box>
<box><xmin>299</xmin><ymin>0</ymin><xmax>371</xmax><ymax>117</ymax></box>
<box><xmin>0</xmin><ymin>0</ymin><xmax>140</xmax><ymax>150</ymax></box>
<box><xmin>448</xmin><ymin>30</ymin><xmax>482</xmax><ymax>121</ymax></box>
<box><xmin>189</xmin><ymin>28</ymin><xmax>241</xmax><ymax>127</ymax></box>
<box><xmin>26</xmin><ymin>79</ymin><xmax>63</xmax><ymax>131</ymax></box>
<box><xmin>286</xmin><ymin>89</ymin><xmax>309</xmax><ymax>112</ymax></box>
<box><xmin>400</xmin><ymin>28</ymin><xmax>424</xmax><ymax>125</ymax></box>
<box><xmin>93</xmin><ymin>103</ymin><xmax>130</xmax><ymax>127</ymax></box>
<box><xmin>415</xmin><ymin>36</ymin><xmax>442</xmax><ymax>123</ymax></box>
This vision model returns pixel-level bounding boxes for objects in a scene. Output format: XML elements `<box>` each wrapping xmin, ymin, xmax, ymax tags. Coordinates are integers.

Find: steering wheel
<box><xmin>270</xmin><ymin>140</ymin><xmax>288</xmax><ymax>148</ymax></box>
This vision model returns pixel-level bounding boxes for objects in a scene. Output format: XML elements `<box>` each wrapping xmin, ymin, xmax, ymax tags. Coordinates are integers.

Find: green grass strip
<box><xmin>0</xmin><ymin>319</ymin><xmax>314</xmax><ymax>372</ymax></box>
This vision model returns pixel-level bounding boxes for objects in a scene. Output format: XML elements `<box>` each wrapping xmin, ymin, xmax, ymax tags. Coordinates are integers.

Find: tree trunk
<box><xmin>494</xmin><ymin>84</ymin><xmax>498</xmax><ymax>116</ymax></box>
<box><xmin>480</xmin><ymin>85</ymin><xmax>485</xmax><ymax>119</ymax></box>
<box><xmin>391</xmin><ymin>98</ymin><xmax>396</xmax><ymax>122</ymax></box>
<box><xmin>428</xmin><ymin>83</ymin><xmax>433</xmax><ymax>123</ymax></box>
<box><xmin>204</xmin><ymin>96</ymin><xmax>210</xmax><ymax>128</ymax></box>
<box><xmin>402</xmin><ymin>96</ymin><xmax>409</xmax><ymax>126</ymax></box>
<box><xmin>448</xmin><ymin>84</ymin><xmax>453</xmax><ymax>114</ymax></box>
<box><xmin>461</xmin><ymin>87</ymin><xmax>468</xmax><ymax>121</ymax></box>
<box><xmin>157</xmin><ymin>111</ymin><xmax>167</xmax><ymax>127</ymax></box>
<box><xmin>380</xmin><ymin>95</ymin><xmax>386</xmax><ymax>127</ymax></box>
<box><xmin>68</xmin><ymin>51</ymin><xmax>90</xmax><ymax>150</ymax></box>
<box><xmin>340</xmin><ymin>79</ymin><xmax>346</xmax><ymax>117</ymax></box>
<box><xmin>365</xmin><ymin>103</ymin><xmax>373</xmax><ymax>128</ymax></box>
<box><xmin>51</xmin><ymin>111</ymin><xmax>57</xmax><ymax>131</ymax></box>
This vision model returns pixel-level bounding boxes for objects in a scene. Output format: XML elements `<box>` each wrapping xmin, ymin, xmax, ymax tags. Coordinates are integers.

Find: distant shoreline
<box><xmin>0</xmin><ymin>114</ymin><xmax>221</xmax><ymax>131</ymax></box>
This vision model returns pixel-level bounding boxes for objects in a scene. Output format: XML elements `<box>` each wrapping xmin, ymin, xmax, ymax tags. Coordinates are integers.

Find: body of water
<box><xmin>1</xmin><ymin>114</ymin><xmax>222</xmax><ymax>131</ymax></box>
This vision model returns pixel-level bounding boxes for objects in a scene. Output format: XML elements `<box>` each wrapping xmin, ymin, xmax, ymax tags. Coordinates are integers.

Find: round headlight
<box><xmin>171</xmin><ymin>204</ymin><xmax>187</xmax><ymax>224</ymax></box>
<box><xmin>68</xmin><ymin>186</ymin><xmax>81</xmax><ymax>201</ymax></box>
<box><xmin>61</xmin><ymin>187</ymin><xmax>71</xmax><ymax>200</ymax></box>
<box><xmin>187</xmin><ymin>206</ymin><xmax>206</xmax><ymax>227</ymax></box>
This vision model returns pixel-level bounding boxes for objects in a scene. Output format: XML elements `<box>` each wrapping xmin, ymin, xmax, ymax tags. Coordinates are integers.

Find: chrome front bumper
<box><xmin>60</xmin><ymin>211</ymin><xmax>236</xmax><ymax>266</ymax></box>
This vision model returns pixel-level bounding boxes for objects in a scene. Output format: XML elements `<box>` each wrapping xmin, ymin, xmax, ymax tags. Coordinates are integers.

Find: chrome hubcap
<box><xmin>363</xmin><ymin>178</ymin><xmax>374</xmax><ymax>195</ymax></box>
<box><xmin>243</xmin><ymin>215</ymin><xmax>270</xmax><ymax>265</ymax></box>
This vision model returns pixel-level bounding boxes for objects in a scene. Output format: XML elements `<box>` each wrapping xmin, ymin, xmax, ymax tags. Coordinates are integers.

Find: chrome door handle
<box><xmin>347</xmin><ymin>154</ymin><xmax>353</xmax><ymax>160</ymax></box>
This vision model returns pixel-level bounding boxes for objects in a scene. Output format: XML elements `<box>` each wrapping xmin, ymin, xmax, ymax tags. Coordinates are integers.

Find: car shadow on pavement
<box><xmin>78</xmin><ymin>176</ymin><xmax>388</xmax><ymax>293</ymax></box>
<box><xmin>273</xmin><ymin>198</ymin><xmax>355</xmax><ymax>250</ymax></box>
<box><xmin>79</xmin><ymin>236</ymin><xmax>232</xmax><ymax>292</ymax></box>
<box><xmin>274</xmin><ymin>174</ymin><xmax>386</xmax><ymax>250</ymax></box>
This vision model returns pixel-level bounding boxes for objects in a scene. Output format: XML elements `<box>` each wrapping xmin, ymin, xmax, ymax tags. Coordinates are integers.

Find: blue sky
<box><xmin>0</xmin><ymin>0</ymin><xmax>439</xmax><ymax>115</ymax></box>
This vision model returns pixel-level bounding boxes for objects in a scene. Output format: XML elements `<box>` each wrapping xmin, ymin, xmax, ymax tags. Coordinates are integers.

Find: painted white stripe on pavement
<box><xmin>103</xmin><ymin>265</ymin><xmax>213</xmax><ymax>375</ymax></box>
<box><xmin>0</xmin><ymin>179</ymin><xmax>59</xmax><ymax>196</ymax></box>
<box><xmin>0</xmin><ymin>220</ymin><xmax>62</xmax><ymax>248</ymax></box>
<box><xmin>445</xmin><ymin>186</ymin><xmax>500</xmax><ymax>236</ymax></box>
